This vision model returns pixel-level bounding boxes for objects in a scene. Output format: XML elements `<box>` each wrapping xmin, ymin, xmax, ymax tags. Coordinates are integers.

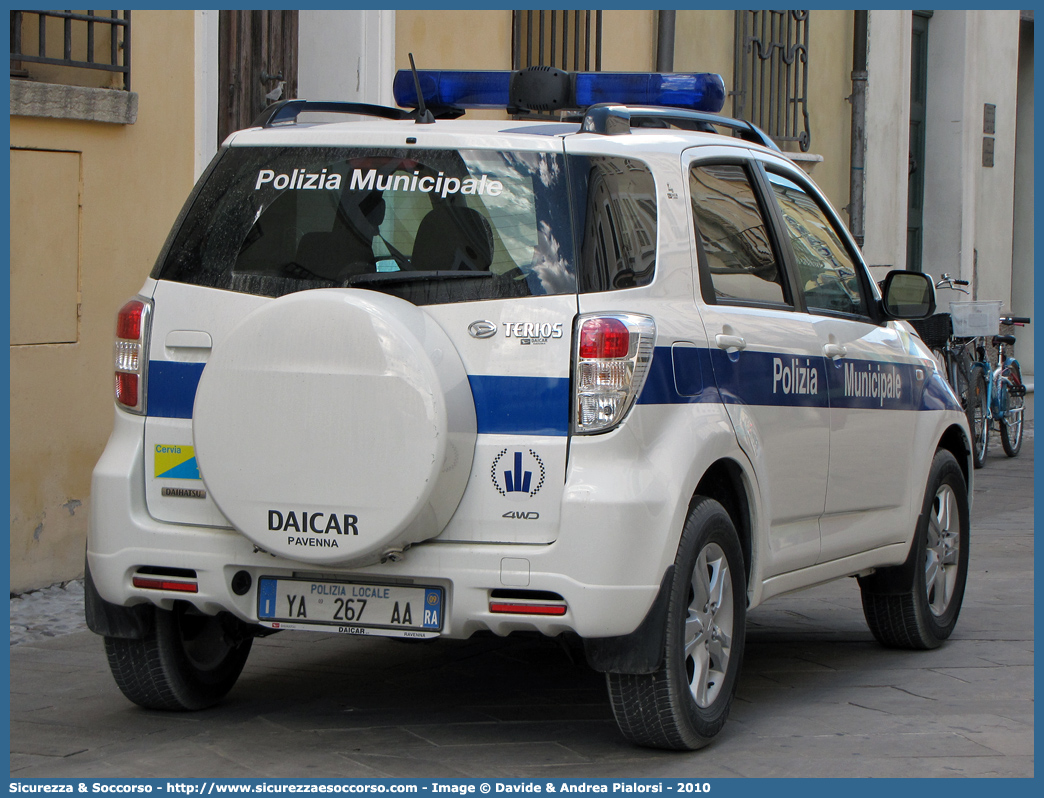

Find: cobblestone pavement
<box><xmin>10</xmin><ymin>427</ymin><xmax>1034</xmax><ymax>777</ymax></box>
<box><xmin>10</xmin><ymin>579</ymin><xmax>87</xmax><ymax>647</ymax></box>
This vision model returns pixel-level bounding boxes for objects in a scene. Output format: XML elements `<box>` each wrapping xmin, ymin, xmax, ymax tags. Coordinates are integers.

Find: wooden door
<box><xmin>218</xmin><ymin>10</ymin><xmax>299</xmax><ymax>144</ymax></box>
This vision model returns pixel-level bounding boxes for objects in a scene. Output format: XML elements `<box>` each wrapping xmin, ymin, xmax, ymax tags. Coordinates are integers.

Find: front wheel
<box><xmin>999</xmin><ymin>363</ymin><xmax>1025</xmax><ymax>457</ymax></box>
<box><xmin>858</xmin><ymin>450</ymin><xmax>969</xmax><ymax>649</ymax></box>
<box><xmin>606</xmin><ymin>497</ymin><xmax>746</xmax><ymax>750</ymax></box>
<box><xmin>969</xmin><ymin>369</ymin><xmax>989</xmax><ymax>468</ymax></box>
<box><xmin>105</xmin><ymin>602</ymin><xmax>253</xmax><ymax>710</ymax></box>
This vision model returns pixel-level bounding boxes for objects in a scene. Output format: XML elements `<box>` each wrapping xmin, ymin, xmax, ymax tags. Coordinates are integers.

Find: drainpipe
<box><xmin>849</xmin><ymin>10</ymin><xmax>868</xmax><ymax>249</ymax></box>
<box><xmin>656</xmin><ymin>11</ymin><xmax>676</xmax><ymax>72</ymax></box>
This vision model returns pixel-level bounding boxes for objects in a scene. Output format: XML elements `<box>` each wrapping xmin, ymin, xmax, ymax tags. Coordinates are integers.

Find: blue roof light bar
<box><xmin>574</xmin><ymin>72</ymin><xmax>725</xmax><ymax>113</ymax></box>
<box><xmin>392</xmin><ymin>68</ymin><xmax>727</xmax><ymax>114</ymax></box>
<box><xmin>393</xmin><ymin>70</ymin><xmax>513</xmax><ymax>110</ymax></box>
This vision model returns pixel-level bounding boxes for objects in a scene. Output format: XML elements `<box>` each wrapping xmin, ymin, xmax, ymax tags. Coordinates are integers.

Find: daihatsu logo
<box><xmin>468</xmin><ymin>320</ymin><xmax>497</xmax><ymax>339</ymax></box>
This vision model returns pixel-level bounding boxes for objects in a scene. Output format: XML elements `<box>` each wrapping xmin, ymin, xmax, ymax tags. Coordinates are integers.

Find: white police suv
<box><xmin>87</xmin><ymin>67</ymin><xmax>972</xmax><ymax>750</ymax></box>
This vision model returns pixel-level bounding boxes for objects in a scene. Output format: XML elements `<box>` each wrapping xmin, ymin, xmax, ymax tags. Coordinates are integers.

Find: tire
<box><xmin>105</xmin><ymin>602</ymin><xmax>253</xmax><ymax>710</ymax></box>
<box><xmin>606</xmin><ymin>497</ymin><xmax>746</xmax><ymax>750</ymax></box>
<box><xmin>859</xmin><ymin>450</ymin><xmax>969</xmax><ymax>649</ymax></box>
<box><xmin>999</xmin><ymin>363</ymin><xmax>1024</xmax><ymax>457</ymax></box>
<box><xmin>969</xmin><ymin>369</ymin><xmax>989</xmax><ymax>469</ymax></box>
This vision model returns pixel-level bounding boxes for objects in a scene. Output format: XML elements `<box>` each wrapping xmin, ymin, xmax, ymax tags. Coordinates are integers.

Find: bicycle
<box><xmin>968</xmin><ymin>315</ymin><xmax>1031</xmax><ymax>459</ymax></box>
<box><xmin>909</xmin><ymin>274</ymin><xmax>987</xmax><ymax>467</ymax></box>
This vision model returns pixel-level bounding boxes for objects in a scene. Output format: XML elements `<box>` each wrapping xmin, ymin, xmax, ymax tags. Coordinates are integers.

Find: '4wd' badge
<box><xmin>491</xmin><ymin>449</ymin><xmax>545</xmax><ymax>500</ymax></box>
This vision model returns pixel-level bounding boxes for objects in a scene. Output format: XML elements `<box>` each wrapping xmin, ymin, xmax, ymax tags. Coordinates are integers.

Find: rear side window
<box><xmin>571</xmin><ymin>157</ymin><xmax>657</xmax><ymax>292</ymax></box>
<box><xmin>689</xmin><ymin>163</ymin><xmax>789</xmax><ymax>307</ymax></box>
<box><xmin>153</xmin><ymin>146</ymin><xmax>576</xmax><ymax>304</ymax></box>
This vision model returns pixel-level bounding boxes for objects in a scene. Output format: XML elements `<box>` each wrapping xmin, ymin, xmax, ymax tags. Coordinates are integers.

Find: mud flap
<box><xmin>83</xmin><ymin>560</ymin><xmax>154</xmax><ymax>640</ymax></box>
<box><xmin>583</xmin><ymin>566</ymin><xmax>674</xmax><ymax>675</ymax></box>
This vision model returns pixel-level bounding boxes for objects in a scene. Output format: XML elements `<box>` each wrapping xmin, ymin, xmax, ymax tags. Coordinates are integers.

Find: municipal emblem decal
<box><xmin>491</xmin><ymin>449</ymin><xmax>545</xmax><ymax>499</ymax></box>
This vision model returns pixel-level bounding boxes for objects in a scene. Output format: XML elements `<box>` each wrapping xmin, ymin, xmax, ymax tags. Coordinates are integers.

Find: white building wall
<box><xmin>920</xmin><ymin>10</ymin><xmax>1019</xmax><ymax>310</ymax></box>
<box><xmin>1010</xmin><ymin>20</ymin><xmax>1033</xmax><ymax>383</ymax></box>
<box><xmin>862</xmin><ymin>10</ymin><xmax>912</xmax><ymax>282</ymax></box>
<box><xmin>194</xmin><ymin>10</ymin><xmax>219</xmax><ymax>178</ymax></box>
<box><xmin>298</xmin><ymin>11</ymin><xmax>395</xmax><ymax>107</ymax></box>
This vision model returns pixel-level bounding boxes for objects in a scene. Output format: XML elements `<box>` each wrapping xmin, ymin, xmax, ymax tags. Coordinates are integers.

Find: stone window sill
<box><xmin>10</xmin><ymin>80</ymin><xmax>137</xmax><ymax>125</ymax></box>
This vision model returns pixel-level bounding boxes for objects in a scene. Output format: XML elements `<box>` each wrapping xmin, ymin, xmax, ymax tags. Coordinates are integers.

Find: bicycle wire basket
<box><xmin>909</xmin><ymin>313</ymin><xmax>953</xmax><ymax>349</ymax></box>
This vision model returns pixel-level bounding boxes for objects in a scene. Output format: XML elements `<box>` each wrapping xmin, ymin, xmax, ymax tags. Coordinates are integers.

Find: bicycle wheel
<box><xmin>947</xmin><ymin>353</ymin><xmax>981</xmax><ymax>463</ymax></box>
<box><xmin>968</xmin><ymin>369</ymin><xmax>989</xmax><ymax>468</ymax></box>
<box><xmin>999</xmin><ymin>362</ymin><xmax>1024</xmax><ymax>457</ymax></box>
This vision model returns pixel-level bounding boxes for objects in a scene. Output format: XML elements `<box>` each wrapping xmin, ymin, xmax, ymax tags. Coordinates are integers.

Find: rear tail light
<box><xmin>114</xmin><ymin>296</ymin><xmax>152</xmax><ymax>414</ymax></box>
<box><xmin>573</xmin><ymin>313</ymin><xmax>655</xmax><ymax>434</ymax></box>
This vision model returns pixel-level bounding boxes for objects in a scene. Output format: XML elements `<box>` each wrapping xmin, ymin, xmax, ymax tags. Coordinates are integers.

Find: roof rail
<box><xmin>251</xmin><ymin>100</ymin><xmax>413</xmax><ymax>128</ymax></box>
<box><xmin>580</xmin><ymin>104</ymin><xmax>781</xmax><ymax>151</ymax></box>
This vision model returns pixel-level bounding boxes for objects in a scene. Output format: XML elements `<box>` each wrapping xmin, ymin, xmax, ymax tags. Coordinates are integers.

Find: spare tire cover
<box><xmin>192</xmin><ymin>289</ymin><xmax>476</xmax><ymax>565</ymax></box>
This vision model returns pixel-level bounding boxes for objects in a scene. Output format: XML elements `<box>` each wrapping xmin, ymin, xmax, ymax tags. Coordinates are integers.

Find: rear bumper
<box><xmin>88</xmin><ymin>410</ymin><xmax>671</xmax><ymax>640</ymax></box>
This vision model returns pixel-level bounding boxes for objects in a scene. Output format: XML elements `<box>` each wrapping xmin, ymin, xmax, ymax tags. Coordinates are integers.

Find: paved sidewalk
<box><xmin>10</xmin><ymin>433</ymin><xmax>1033</xmax><ymax>778</ymax></box>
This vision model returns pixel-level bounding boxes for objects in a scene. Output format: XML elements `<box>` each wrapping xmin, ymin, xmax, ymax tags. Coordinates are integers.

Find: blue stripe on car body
<box><xmin>146</xmin><ymin>347</ymin><xmax>957</xmax><ymax>426</ymax></box>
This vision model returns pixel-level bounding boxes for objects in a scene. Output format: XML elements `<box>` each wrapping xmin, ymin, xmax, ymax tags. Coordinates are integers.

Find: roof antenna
<box><xmin>409</xmin><ymin>53</ymin><xmax>435</xmax><ymax>124</ymax></box>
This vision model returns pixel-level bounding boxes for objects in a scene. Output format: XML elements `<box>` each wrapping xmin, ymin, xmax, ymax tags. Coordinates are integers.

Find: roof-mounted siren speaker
<box><xmin>509</xmin><ymin>66</ymin><xmax>572</xmax><ymax>113</ymax></box>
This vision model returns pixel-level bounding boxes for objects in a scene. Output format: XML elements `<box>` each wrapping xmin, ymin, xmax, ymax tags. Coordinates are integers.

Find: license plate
<box><xmin>257</xmin><ymin>577</ymin><xmax>444</xmax><ymax>638</ymax></box>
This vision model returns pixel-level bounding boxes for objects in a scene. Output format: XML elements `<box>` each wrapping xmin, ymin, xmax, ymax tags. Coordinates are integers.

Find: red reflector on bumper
<box><xmin>133</xmin><ymin>577</ymin><xmax>198</xmax><ymax>593</ymax></box>
<box><xmin>489</xmin><ymin>602</ymin><xmax>567</xmax><ymax>616</ymax></box>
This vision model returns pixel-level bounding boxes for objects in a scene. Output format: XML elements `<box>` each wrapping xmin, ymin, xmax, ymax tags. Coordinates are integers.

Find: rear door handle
<box><xmin>823</xmin><ymin>343</ymin><xmax>847</xmax><ymax>360</ymax></box>
<box><xmin>165</xmin><ymin>330</ymin><xmax>213</xmax><ymax>350</ymax></box>
<box><xmin>715</xmin><ymin>334</ymin><xmax>746</xmax><ymax>351</ymax></box>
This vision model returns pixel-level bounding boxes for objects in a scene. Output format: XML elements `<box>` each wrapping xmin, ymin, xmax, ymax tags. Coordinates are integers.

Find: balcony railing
<box><xmin>732</xmin><ymin>10</ymin><xmax>810</xmax><ymax>152</ymax></box>
<box><xmin>513</xmin><ymin>10</ymin><xmax>602</xmax><ymax>72</ymax></box>
<box><xmin>10</xmin><ymin>9</ymin><xmax>131</xmax><ymax>91</ymax></box>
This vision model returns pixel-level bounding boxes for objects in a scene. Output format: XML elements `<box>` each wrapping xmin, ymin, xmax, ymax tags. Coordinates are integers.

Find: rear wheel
<box><xmin>969</xmin><ymin>369</ymin><xmax>989</xmax><ymax>468</ymax></box>
<box><xmin>859</xmin><ymin>450</ymin><xmax>969</xmax><ymax>649</ymax></box>
<box><xmin>105</xmin><ymin>603</ymin><xmax>253</xmax><ymax>710</ymax></box>
<box><xmin>607</xmin><ymin>497</ymin><xmax>746</xmax><ymax>750</ymax></box>
<box><xmin>999</xmin><ymin>363</ymin><xmax>1024</xmax><ymax>457</ymax></box>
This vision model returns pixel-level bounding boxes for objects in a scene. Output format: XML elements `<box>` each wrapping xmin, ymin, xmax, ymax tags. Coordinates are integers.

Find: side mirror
<box><xmin>880</xmin><ymin>270</ymin><xmax>936</xmax><ymax>320</ymax></box>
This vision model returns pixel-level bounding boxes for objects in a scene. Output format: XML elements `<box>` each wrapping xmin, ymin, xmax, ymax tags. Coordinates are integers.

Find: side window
<box><xmin>574</xmin><ymin>156</ymin><xmax>657</xmax><ymax>293</ymax></box>
<box><xmin>767</xmin><ymin>172</ymin><xmax>869</xmax><ymax>317</ymax></box>
<box><xmin>689</xmin><ymin>163</ymin><xmax>789</xmax><ymax>306</ymax></box>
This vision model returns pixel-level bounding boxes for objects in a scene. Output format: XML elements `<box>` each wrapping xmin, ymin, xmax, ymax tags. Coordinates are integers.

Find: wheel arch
<box><xmin>691</xmin><ymin>458</ymin><xmax>753</xmax><ymax>590</ymax></box>
<box><xmin>937</xmin><ymin>422</ymin><xmax>972</xmax><ymax>488</ymax></box>
<box><xmin>583</xmin><ymin>455</ymin><xmax>756</xmax><ymax>676</ymax></box>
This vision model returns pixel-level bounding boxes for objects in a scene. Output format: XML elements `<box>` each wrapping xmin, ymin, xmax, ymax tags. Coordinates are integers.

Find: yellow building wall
<box><xmin>9</xmin><ymin>10</ymin><xmax>198</xmax><ymax>592</ymax></box>
<box><xmin>396</xmin><ymin>10</ymin><xmax>658</xmax><ymax>73</ymax></box>
<box><xmin>676</xmin><ymin>10</ymin><xmax>854</xmax><ymax>218</ymax></box>
<box><xmin>601</xmin><ymin>11</ymin><xmax>657</xmax><ymax>71</ymax></box>
<box><xmin>803</xmin><ymin>10</ymin><xmax>854</xmax><ymax>221</ymax></box>
<box><xmin>675</xmin><ymin>10</ymin><xmax>737</xmax><ymax>87</ymax></box>
<box><xmin>395</xmin><ymin>10</ymin><xmax>657</xmax><ymax>119</ymax></box>
<box><xmin>396</xmin><ymin>10</ymin><xmax>514</xmax><ymax>71</ymax></box>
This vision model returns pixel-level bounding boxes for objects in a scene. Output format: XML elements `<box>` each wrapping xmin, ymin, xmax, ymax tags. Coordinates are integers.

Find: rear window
<box><xmin>153</xmin><ymin>146</ymin><xmax>577</xmax><ymax>304</ymax></box>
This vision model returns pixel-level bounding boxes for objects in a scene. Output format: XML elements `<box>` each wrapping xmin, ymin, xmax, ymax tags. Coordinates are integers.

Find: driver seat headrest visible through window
<box><xmin>411</xmin><ymin>205</ymin><xmax>494</xmax><ymax>272</ymax></box>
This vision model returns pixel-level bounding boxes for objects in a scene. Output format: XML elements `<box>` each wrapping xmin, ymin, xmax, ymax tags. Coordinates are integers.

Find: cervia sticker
<box><xmin>491</xmin><ymin>449</ymin><xmax>545</xmax><ymax>500</ymax></box>
<box><xmin>154</xmin><ymin>444</ymin><xmax>201</xmax><ymax>480</ymax></box>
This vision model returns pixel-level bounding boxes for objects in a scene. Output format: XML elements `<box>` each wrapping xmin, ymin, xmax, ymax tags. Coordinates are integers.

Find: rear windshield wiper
<box><xmin>346</xmin><ymin>271</ymin><xmax>494</xmax><ymax>286</ymax></box>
